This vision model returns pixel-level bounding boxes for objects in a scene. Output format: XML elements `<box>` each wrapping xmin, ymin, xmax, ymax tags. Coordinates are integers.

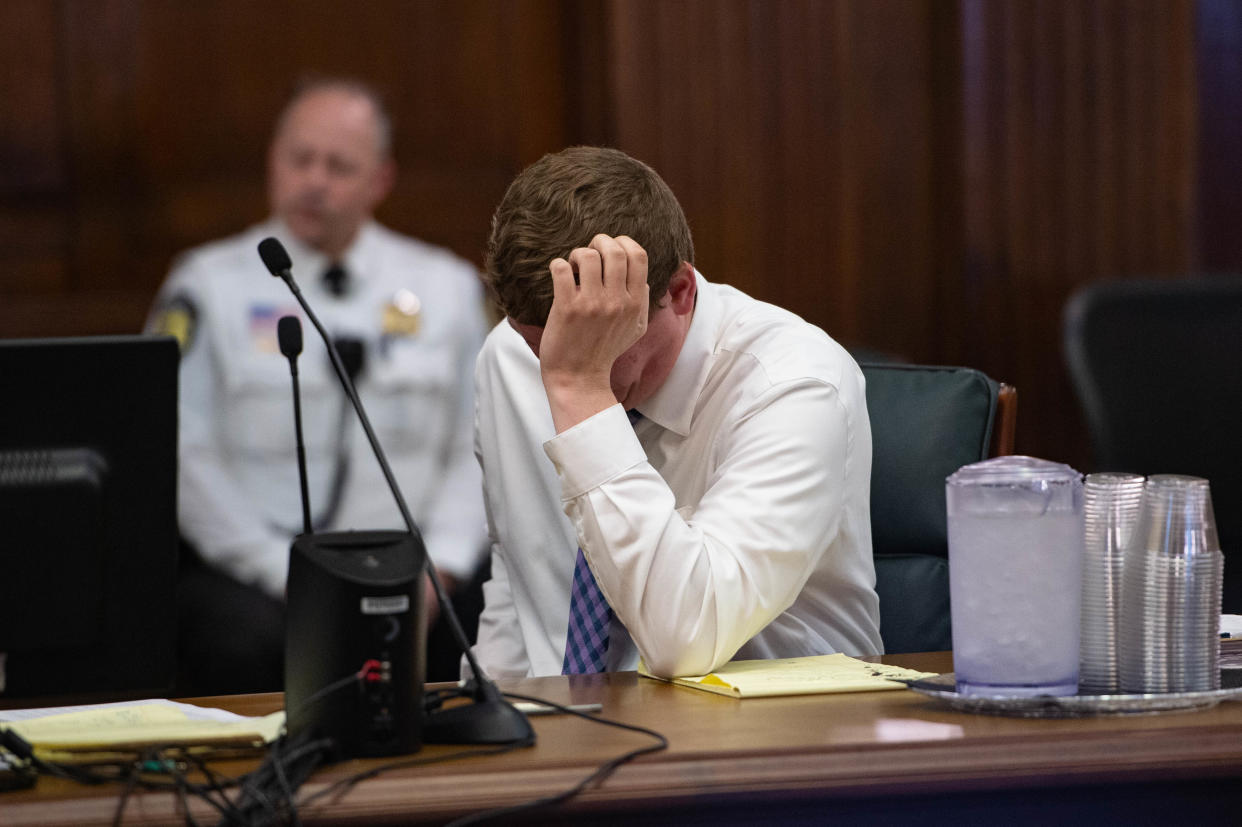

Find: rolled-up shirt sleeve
<box><xmin>543</xmin><ymin>379</ymin><xmax>850</xmax><ymax>679</ymax></box>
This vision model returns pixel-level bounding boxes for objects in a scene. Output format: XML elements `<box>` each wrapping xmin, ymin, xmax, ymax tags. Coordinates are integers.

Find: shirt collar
<box><xmin>264</xmin><ymin>217</ymin><xmax>378</xmax><ymax>284</ymax></box>
<box><xmin>631</xmin><ymin>270</ymin><xmax>717</xmax><ymax>437</ymax></box>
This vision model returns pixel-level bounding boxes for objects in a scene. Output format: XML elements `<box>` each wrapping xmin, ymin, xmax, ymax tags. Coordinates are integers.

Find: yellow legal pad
<box><xmin>0</xmin><ymin>699</ymin><xmax>284</xmax><ymax>758</ymax></box>
<box><xmin>639</xmin><ymin>653</ymin><xmax>936</xmax><ymax>698</ymax></box>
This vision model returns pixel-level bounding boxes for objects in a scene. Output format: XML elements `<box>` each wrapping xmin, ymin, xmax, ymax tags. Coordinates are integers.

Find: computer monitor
<box><xmin>0</xmin><ymin>334</ymin><xmax>179</xmax><ymax>701</ymax></box>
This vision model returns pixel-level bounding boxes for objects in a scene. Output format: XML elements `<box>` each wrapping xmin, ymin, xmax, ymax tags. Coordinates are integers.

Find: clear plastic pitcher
<box><xmin>947</xmin><ymin>456</ymin><xmax>1084</xmax><ymax>696</ymax></box>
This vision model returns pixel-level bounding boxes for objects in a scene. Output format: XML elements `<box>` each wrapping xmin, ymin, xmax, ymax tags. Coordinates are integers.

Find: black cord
<box><xmin>8</xmin><ymin>685</ymin><xmax>668</xmax><ymax>827</ymax></box>
<box><xmin>175</xmin><ymin>750</ymin><xmax>248</xmax><ymax>823</ymax></box>
<box><xmin>438</xmin><ymin>692</ymin><xmax>669</xmax><ymax>826</ymax></box>
<box><xmin>168</xmin><ymin>762</ymin><xmax>205</xmax><ymax>827</ymax></box>
<box><xmin>110</xmin><ymin>757</ymin><xmax>141</xmax><ymax>827</ymax></box>
<box><xmin>295</xmin><ymin>740</ymin><xmax>528</xmax><ymax>810</ymax></box>
<box><xmin>267</xmin><ymin>737</ymin><xmax>303</xmax><ymax>827</ymax></box>
<box><xmin>223</xmin><ymin>731</ymin><xmax>335</xmax><ymax>827</ymax></box>
<box><xmin>296</xmin><ymin>691</ymin><xmax>667</xmax><ymax>825</ymax></box>
<box><xmin>288</xmin><ymin>670</ymin><xmax>361</xmax><ymax>720</ymax></box>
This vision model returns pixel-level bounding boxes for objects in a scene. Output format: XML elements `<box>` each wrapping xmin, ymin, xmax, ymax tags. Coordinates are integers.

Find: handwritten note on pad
<box><xmin>639</xmin><ymin>653</ymin><xmax>936</xmax><ymax>698</ymax></box>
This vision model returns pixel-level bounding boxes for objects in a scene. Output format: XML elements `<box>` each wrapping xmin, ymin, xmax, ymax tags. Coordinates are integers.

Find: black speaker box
<box><xmin>284</xmin><ymin>530</ymin><xmax>426</xmax><ymax>758</ymax></box>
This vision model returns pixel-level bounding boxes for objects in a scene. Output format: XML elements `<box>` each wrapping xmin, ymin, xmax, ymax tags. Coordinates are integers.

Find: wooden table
<box><xmin>3</xmin><ymin>650</ymin><xmax>1242</xmax><ymax>825</ymax></box>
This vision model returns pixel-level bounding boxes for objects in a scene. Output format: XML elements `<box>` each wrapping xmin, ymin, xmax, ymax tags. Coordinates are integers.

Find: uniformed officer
<box><xmin>147</xmin><ymin>77</ymin><xmax>489</xmax><ymax>692</ymax></box>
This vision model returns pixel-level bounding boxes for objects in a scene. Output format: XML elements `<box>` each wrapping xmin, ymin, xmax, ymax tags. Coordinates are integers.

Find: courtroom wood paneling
<box><xmin>592</xmin><ymin>0</ymin><xmax>939</xmax><ymax>363</ymax></box>
<box><xmin>0</xmin><ymin>0</ymin><xmax>572</xmax><ymax>338</ymax></box>
<box><xmin>587</xmin><ymin>0</ymin><xmax>1199</xmax><ymax>468</ymax></box>
<box><xmin>949</xmin><ymin>0</ymin><xmax>1197</xmax><ymax>465</ymax></box>
<box><xmin>0</xmin><ymin>0</ymin><xmax>71</xmax><ymax>295</ymax></box>
<box><xmin>0</xmin><ymin>0</ymin><xmax>1221</xmax><ymax>472</ymax></box>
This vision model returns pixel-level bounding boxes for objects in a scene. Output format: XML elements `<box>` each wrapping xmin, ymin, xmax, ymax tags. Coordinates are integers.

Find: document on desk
<box><xmin>0</xmin><ymin>699</ymin><xmax>284</xmax><ymax>755</ymax></box>
<box><xmin>639</xmin><ymin>653</ymin><xmax>937</xmax><ymax>698</ymax></box>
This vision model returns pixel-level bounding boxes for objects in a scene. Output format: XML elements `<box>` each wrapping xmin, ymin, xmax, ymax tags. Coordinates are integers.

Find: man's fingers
<box><xmin>549</xmin><ymin>257</ymin><xmax>578</xmax><ymax>301</ymax></box>
<box><xmin>613</xmin><ymin>235</ymin><xmax>649</xmax><ymax>295</ymax></box>
<box><xmin>567</xmin><ymin>247</ymin><xmax>603</xmax><ymax>295</ymax></box>
<box><xmin>560</xmin><ymin>235</ymin><xmax>649</xmax><ymax>308</ymax></box>
<box><xmin>589</xmin><ymin>234</ymin><xmax>629</xmax><ymax>294</ymax></box>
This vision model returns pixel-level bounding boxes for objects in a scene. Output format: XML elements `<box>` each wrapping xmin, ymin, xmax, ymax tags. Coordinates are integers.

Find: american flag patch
<box><xmin>249</xmin><ymin>305</ymin><xmax>298</xmax><ymax>353</ymax></box>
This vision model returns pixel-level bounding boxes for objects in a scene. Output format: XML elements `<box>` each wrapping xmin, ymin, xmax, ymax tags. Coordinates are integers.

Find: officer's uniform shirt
<box><xmin>147</xmin><ymin>218</ymin><xmax>488</xmax><ymax>596</ymax></box>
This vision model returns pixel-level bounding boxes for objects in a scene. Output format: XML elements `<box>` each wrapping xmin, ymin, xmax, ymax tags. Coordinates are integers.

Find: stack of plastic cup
<box><xmin>1079</xmin><ymin>473</ymin><xmax>1145</xmax><ymax>694</ymax></box>
<box><xmin>1118</xmin><ymin>475</ymin><xmax>1224</xmax><ymax>694</ymax></box>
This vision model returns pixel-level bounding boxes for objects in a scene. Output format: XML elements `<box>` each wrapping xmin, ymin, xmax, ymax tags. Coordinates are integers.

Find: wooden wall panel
<box><xmin>0</xmin><ymin>0</ymin><xmax>1220</xmax><ymax>471</ymax></box>
<box><xmin>0</xmin><ymin>0</ymin><xmax>571</xmax><ymax>337</ymax></box>
<box><xmin>0</xmin><ymin>0</ymin><xmax>71</xmax><ymax>296</ymax></box>
<box><xmin>950</xmin><ymin>0</ymin><xmax>1197</xmax><ymax>464</ymax></box>
<box><xmin>583</xmin><ymin>0</ymin><xmax>1200</xmax><ymax>468</ymax></box>
<box><xmin>593</xmin><ymin>0</ymin><xmax>939</xmax><ymax>361</ymax></box>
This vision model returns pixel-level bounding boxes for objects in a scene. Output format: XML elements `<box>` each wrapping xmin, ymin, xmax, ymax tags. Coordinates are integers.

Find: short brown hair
<box><xmin>485</xmin><ymin>146</ymin><xmax>694</xmax><ymax>325</ymax></box>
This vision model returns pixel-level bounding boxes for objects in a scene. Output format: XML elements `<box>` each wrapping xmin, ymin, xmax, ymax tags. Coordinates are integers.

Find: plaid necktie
<box><xmin>562</xmin><ymin>409</ymin><xmax>643</xmax><ymax>674</ymax></box>
<box><xmin>562</xmin><ymin>546</ymin><xmax>612</xmax><ymax>674</ymax></box>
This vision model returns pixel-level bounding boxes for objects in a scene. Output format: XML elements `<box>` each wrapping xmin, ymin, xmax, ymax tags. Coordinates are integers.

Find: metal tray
<box><xmin>904</xmin><ymin>670</ymin><xmax>1242</xmax><ymax>717</ymax></box>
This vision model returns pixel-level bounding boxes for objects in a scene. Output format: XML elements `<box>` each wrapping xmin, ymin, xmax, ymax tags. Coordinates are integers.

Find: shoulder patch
<box><xmin>152</xmin><ymin>295</ymin><xmax>198</xmax><ymax>353</ymax></box>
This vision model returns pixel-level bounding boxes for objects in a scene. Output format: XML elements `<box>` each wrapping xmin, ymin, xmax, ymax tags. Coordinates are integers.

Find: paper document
<box><xmin>639</xmin><ymin>653</ymin><xmax>936</xmax><ymax>698</ymax></box>
<box><xmin>0</xmin><ymin>698</ymin><xmax>284</xmax><ymax>752</ymax></box>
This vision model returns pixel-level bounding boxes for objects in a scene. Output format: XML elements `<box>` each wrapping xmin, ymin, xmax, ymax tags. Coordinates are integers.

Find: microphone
<box><xmin>277</xmin><ymin>316</ymin><xmax>313</xmax><ymax>536</ymax></box>
<box><xmin>258</xmin><ymin>236</ymin><xmax>293</xmax><ymax>279</ymax></box>
<box><xmin>258</xmin><ymin>237</ymin><xmax>533</xmax><ymax>747</ymax></box>
<box><xmin>333</xmin><ymin>336</ymin><xmax>366</xmax><ymax>384</ymax></box>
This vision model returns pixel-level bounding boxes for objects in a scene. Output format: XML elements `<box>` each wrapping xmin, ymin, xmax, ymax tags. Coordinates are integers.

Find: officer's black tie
<box><xmin>322</xmin><ymin>263</ymin><xmax>348</xmax><ymax>296</ymax></box>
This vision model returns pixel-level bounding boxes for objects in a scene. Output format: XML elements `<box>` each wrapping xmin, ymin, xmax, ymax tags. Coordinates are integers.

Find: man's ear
<box><xmin>369</xmin><ymin>158</ymin><xmax>397</xmax><ymax>208</ymax></box>
<box><xmin>665</xmin><ymin>262</ymin><xmax>697</xmax><ymax>316</ymax></box>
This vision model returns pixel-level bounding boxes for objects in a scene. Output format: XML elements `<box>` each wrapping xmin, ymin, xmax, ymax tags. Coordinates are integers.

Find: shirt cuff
<box><xmin>542</xmin><ymin>404</ymin><xmax>647</xmax><ymax>500</ymax></box>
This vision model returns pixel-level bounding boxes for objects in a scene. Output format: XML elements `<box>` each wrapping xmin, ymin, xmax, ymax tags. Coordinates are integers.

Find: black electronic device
<box><xmin>277</xmin><ymin>314</ymin><xmax>426</xmax><ymax>756</ymax></box>
<box><xmin>0</xmin><ymin>335</ymin><xmax>179</xmax><ymax>700</ymax></box>
<box><xmin>284</xmin><ymin>530</ymin><xmax>425</xmax><ymax>758</ymax></box>
<box><xmin>258</xmin><ymin>238</ymin><xmax>533</xmax><ymax>751</ymax></box>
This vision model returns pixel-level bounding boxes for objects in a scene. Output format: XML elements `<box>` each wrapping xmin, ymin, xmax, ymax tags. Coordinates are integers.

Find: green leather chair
<box><xmin>860</xmin><ymin>363</ymin><xmax>1015</xmax><ymax>653</ymax></box>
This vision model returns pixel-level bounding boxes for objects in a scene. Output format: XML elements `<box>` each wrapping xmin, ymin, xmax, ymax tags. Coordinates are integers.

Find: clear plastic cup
<box><xmin>1118</xmin><ymin>475</ymin><xmax>1222</xmax><ymax>694</ymax></box>
<box><xmin>1079</xmin><ymin>472</ymin><xmax>1144</xmax><ymax>694</ymax></box>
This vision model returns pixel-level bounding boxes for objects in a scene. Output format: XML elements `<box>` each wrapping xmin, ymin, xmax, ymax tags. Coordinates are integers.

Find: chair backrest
<box><xmin>861</xmin><ymin>363</ymin><xmax>1015</xmax><ymax>653</ymax></box>
<box><xmin>1063</xmin><ymin>277</ymin><xmax>1242</xmax><ymax>613</ymax></box>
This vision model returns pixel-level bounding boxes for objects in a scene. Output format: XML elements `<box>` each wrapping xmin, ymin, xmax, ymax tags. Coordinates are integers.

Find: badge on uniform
<box><xmin>382</xmin><ymin>289</ymin><xmax>422</xmax><ymax>338</ymax></box>
<box><xmin>250</xmin><ymin>304</ymin><xmax>300</xmax><ymax>353</ymax></box>
<box><xmin>152</xmin><ymin>296</ymin><xmax>198</xmax><ymax>353</ymax></box>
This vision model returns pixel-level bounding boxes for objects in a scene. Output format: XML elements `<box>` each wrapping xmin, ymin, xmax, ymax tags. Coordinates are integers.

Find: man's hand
<box><xmin>539</xmin><ymin>234</ymin><xmax>650</xmax><ymax>432</ymax></box>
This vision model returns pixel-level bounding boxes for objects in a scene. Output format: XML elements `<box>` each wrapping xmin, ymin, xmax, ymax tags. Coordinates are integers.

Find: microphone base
<box><xmin>423</xmin><ymin>690</ymin><xmax>535</xmax><ymax>745</ymax></box>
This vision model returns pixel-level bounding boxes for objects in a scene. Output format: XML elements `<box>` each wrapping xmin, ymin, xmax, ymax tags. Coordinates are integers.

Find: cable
<box><xmin>296</xmin><ymin>691</ymin><xmax>667</xmax><ymax>825</ymax></box>
<box><xmin>223</xmin><ymin>731</ymin><xmax>335</xmax><ymax>826</ymax></box>
<box><xmin>287</xmin><ymin>668</ymin><xmax>365</xmax><ymax>721</ymax></box>
<box><xmin>267</xmin><ymin>737</ymin><xmax>303</xmax><ymax>827</ymax></box>
<box><xmin>7</xmin><ymin>684</ymin><xmax>668</xmax><ymax>826</ymax></box>
<box><xmin>439</xmin><ymin>692</ymin><xmax>669</xmax><ymax>826</ymax></box>
<box><xmin>295</xmin><ymin>740</ymin><xmax>529</xmax><ymax>809</ymax></box>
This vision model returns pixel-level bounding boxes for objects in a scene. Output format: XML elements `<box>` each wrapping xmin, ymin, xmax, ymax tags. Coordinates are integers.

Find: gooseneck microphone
<box><xmin>277</xmin><ymin>315</ymin><xmax>313</xmax><ymax>535</ymax></box>
<box><xmin>258</xmin><ymin>237</ymin><xmax>533</xmax><ymax>748</ymax></box>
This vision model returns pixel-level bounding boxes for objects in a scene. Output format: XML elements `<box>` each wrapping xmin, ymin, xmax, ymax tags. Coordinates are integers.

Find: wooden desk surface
<box><xmin>4</xmin><ymin>650</ymin><xmax>1242</xmax><ymax>825</ymax></box>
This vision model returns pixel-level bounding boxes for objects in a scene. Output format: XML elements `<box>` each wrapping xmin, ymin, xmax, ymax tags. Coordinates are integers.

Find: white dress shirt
<box><xmin>472</xmin><ymin>272</ymin><xmax>882</xmax><ymax>678</ymax></box>
<box><xmin>147</xmin><ymin>219</ymin><xmax>488</xmax><ymax>595</ymax></box>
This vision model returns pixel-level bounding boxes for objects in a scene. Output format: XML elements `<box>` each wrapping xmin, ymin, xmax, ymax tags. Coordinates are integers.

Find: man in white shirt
<box><xmin>472</xmin><ymin>147</ymin><xmax>881</xmax><ymax>679</ymax></box>
<box><xmin>148</xmin><ymin>78</ymin><xmax>489</xmax><ymax>691</ymax></box>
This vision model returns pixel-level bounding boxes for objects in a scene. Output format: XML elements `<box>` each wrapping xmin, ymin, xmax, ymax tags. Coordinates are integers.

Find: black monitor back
<box><xmin>0</xmin><ymin>335</ymin><xmax>179</xmax><ymax>701</ymax></box>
